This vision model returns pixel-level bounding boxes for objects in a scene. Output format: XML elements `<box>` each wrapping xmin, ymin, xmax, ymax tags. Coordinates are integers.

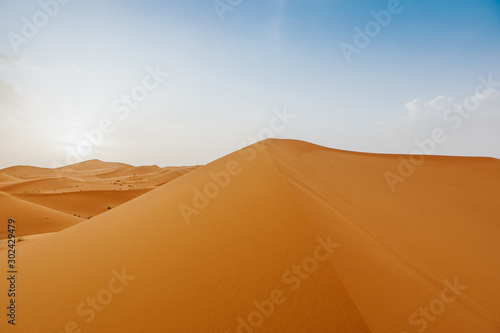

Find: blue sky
<box><xmin>1</xmin><ymin>0</ymin><xmax>499</xmax><ymax>168</ymax></box>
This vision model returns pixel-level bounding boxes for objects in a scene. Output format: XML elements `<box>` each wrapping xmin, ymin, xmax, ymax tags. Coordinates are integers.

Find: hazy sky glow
<box><xmin>1</xmin><ymin>0</ymin><xmax>499</xmax><ymax>168</ymax></box>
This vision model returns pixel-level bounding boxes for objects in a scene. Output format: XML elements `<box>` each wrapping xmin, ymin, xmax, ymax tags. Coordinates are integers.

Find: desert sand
<box><xmin>1</xmin><ymin>139</ymin><xmax>499</xmax><ymax>332</ymax></box>
<box><xmin>0</xmin><ymin>161</ymin><xmax>197</xmax><ymax>239</ymax></box>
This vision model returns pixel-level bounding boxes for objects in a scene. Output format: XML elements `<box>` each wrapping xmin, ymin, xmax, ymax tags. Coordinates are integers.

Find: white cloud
<box><xmin>0</xmin><ymin>80</ymin><xmax>26</xmax><ymax>113</ymax></box>
<box><xmin>249</xmin><ymin>111</ymin><xmax>267</xmax><ymax>121</ymax></box>
<box><xmin>0</xmin><ymin>52</ymin><xmax>49</xmax><ymax>74</ymax></box>
<box><xmin>0</xmin><ymin>53</ymin><xmax>23</xmax><ymax>66</ymax></box>
<box><xmin>29</xmin><ymin>66</ymin><xmax>50</xmax><ymax>75</ymax></box>
<box><xmin>68</xmin><ymin>66</ymin><xmax>86</xmax><ymax>73</ymax></box>
<box><xmin>269</xmin><ymin>0</ymin><xmax>287</xmax><ymax>40</ymax></box>
<box><xmin>0</xmin><ymin>80</ymin><xmax>52</xmax><ymax>124</ymax></box>
<box><xmin>377</xmin><ymin>89</ymin><xmax>500</xmax><ymax>158</ymax></box>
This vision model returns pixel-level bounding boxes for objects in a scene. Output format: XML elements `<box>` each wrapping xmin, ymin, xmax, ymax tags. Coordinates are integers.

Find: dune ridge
<box><xmin>0</xmin><ymin>161</ymin><xmax>198</xmax><ymax>239</ymax></box>
<box><xmin>1</xmin><ymin>139</ymin><xmax>499</xmax><ymax>332</ymax></box>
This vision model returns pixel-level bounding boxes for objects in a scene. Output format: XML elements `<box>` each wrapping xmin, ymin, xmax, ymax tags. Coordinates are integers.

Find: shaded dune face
<box><xmin>1</xmin><ymin>139</ymin><xmax>499</xmax><ymax>332</ymax></box>
<box><xmin>264</xmin><ymin>140</ymin><xmax>500</xmax><ymax>332</ymax></box>
<box><xmin>0</xmin><ymin>162</ymin><xmax>198</xmax><ymax>239</ymax></box>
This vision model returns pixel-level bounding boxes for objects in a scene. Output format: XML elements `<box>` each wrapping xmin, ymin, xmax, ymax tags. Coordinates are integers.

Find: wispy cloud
<box><xmin>270</xmin><ymin>0</ymin><xmax>287</xmax><ymax>40</ymax></box>
<box><xmin>68</xmin><ymin>66</ymin><xmax>86</xmax><ymax>73</ymax></box>
<box><xmin>0</xmin><ymin>53</ymin><xmax>24</xmax><ymax>66</ymax></box>
<box><xmin>29</xmin><ymin>66</ymin><xmax>50</xmax><ymax>75</ymax></box>
<box><xmin>0</xmin><ymin>79</ymin><xmax>31</xmax><ymax>122</ymax></box>
<box><xmin>0</xmin><ymin>52</ymin><xmax>49</xmax><ymax>75</ymax></box>
<box><xmin>377</xmin><ymin>89</ymin><xmax>500</xmax><ymax>157</ymax></box>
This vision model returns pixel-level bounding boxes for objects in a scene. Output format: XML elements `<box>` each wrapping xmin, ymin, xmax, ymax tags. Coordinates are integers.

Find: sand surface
<box><xmin>0</xmin><ymin>139</ymin><xmax>499</xmax><ymax>332</ymax></box>
<box><xmin>0</xmin><ymin>161</ymin><xmax>197</xmax><ymax>238</ymax></box>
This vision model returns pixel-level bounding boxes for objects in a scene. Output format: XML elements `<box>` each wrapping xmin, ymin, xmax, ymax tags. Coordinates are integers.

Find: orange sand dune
<box><xmin>0</xmin><ymin>165</ymin><xmax>62</xmax><ymax>179</ymax></box>
<box><xmin>0</xmin><ymin>232</ymin><xmax>55</xmax><ymax>249</ymax></box>
<box><xmin>0</xmin><ymin>161</ymin><xmax>198</xmax><ymax>239</ymax></box>
<box><xmin>0</xmin><ymin>191</ymin><xmax>82</xmax><ymax>239</ymax></box>
<box><xmin>15</xmin><ymin>189</ymin><xmax>151</xmax><ymax>219</ymax></box>
<box><xmin>1</xmin><ymin>139</ymin><xmax>499</xmax><ymax>332</ymax></box>
<box><xmin>92</xmin><ymin>164</ymin><xmax>162</xmax><ymax>178</ymax></box>
<box><xmin>59</xmin><ymin>159</ymin><xmax>131</xmax><ymax>171</ymax></box>
<box><xmin>0</xmin><ymin>176</ymin><xmax>92</xmax><ymax>193</ymax></box>
<box><xmin>0</xmin><ymin>172</ymin><xmax>19</xmax><ymax>182</ymax></box>
<box><xmin>138</xmin><ymin>168</ymin><xmax>197</xmax><ymax>187</ymax></box>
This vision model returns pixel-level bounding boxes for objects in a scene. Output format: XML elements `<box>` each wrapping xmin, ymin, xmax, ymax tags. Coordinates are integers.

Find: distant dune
<box><xmin>0</xmin><ymin>161</ymin><xmax>198</xmax><ymax>239</ymax></box>
<box><xmin>1</xmin><ymin>139</ymin><xmax>499</xmax><ymax>332</ymax></box>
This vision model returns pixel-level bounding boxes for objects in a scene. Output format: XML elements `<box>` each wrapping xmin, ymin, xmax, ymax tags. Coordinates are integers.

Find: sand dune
<box><xmin>59</xmin><ymin>159</ymin><xmax>130</xmax><ymax>171</ymax></box>
<box><xmin>0</xmin><ymin>173</ymin><xmax>19</xmax><ymax>182</ymax></box>
<box><xmin>1</xmin><ymin>165</ymin><xmax>56</xmax><ymax>177</ymax></box>
<box><xmin>265</xmin><ymin>139</ymin><xmax>500</xmax><ymax>332</ymax></box>
<box><xmin>0</xmin><ymin>191</ymin><xmax>81</xmax><ymax>239</ymax></box>
<box><xmin>1</xmin><ymin>139</ymin><xmax>499</xmax><ymax>332</ymax></box>
<box><xmin>15</xmin><ymin>190</ymin><xmax>151</xmax><ymax>219</ymax></box>
<box><xmin>0</xmin><ymin>161</ymin><xmax>198</xmax><ymax>238</ymax></box>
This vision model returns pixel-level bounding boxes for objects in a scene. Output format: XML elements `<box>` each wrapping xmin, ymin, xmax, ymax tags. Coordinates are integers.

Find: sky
<box><xmin>0</xmin><ymin>0</ymin><xmax>499</xmax><ymax>168</ymax></box>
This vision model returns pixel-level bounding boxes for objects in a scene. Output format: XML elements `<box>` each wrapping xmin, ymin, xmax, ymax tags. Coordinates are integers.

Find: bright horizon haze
<box><xmin>0</xmin><ymin>0</ymin><xmax>499</xmax><ymax>168</ymax></box>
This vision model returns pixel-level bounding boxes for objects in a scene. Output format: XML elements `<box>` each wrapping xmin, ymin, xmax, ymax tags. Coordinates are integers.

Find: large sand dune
<box><xmin>0</xmin><ymin>191</ymin><xmax>81</xmax><ymax>239</ymax></box>
<box><xmin>0</xmin><ymin>161</ymin><xmax>198</xmax><ymax>238</ymax></box>
<box><xmin>1</xmin><ymin>139</ymin><xmax>499</xmax><ymax>332</ymax></box>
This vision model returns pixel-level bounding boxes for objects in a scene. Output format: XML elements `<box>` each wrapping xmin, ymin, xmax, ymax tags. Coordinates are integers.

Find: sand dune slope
<box><xmin>265</xmin><ymin>139</ymin><xmax>500</xmax><ymax>332</ymax></box>
<box><xmin>14</xmin><ymin>189</ymin><xmax>151</xmax><ymax>218</ymax></box>
<box><xmin>0</xmin><ymin>161</ymin><xmax>198</xmax><ymax>238</ymax></box>
<box><xmin>0</xmin><ymin>191</ymin><xmax>82</xmax><ymax>239</ymax></box>
<box><xmin>1</xmin><ymin>139</ymin><xmax>499</xmax><ymax>332</ymax></box>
